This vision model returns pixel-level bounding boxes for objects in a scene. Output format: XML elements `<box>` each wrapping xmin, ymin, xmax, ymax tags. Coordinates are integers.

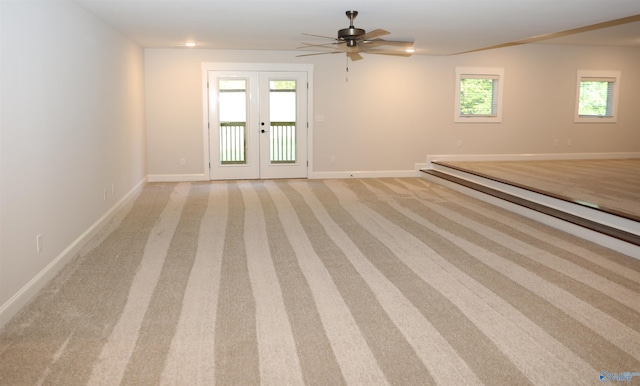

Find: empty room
<box><xmin>1</xmin><ymin>1</ymin><xmax>639</xmax><ymax>384</ymax></box>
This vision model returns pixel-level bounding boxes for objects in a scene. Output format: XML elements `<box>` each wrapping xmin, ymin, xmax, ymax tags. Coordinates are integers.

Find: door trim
<box><xmin>202</xmin><ymin>63</ymin><xmax>314</xmax><ymax>180</ymax></box>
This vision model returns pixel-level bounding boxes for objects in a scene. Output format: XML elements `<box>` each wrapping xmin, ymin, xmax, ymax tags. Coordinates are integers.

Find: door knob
<box><xmin>261</xmin><ymin>129</ymin><xmax>266</xmax><ymax>133</ymax></box>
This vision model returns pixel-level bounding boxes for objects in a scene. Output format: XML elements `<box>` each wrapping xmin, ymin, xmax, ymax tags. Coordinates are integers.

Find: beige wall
<box><xmin>145</xmin><ymin>44</ymin><xmax>639</xmax><ymax>178</ymax></box>
<box><xmin>0</xmin><ymin>1</ymin><xmax>146</xmax><ymax>322</ymax></box>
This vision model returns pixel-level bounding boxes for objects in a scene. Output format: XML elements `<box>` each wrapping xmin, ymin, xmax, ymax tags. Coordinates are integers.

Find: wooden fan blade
<box><xmin>451</xmin><ymin>13</ymin><xmax>640</xmax><ymax>55</ymax></box>
<box><xmin>360</xmin><ymin>28</ymin><xmax>390</xmax><ymax>40</ymax></box>
<box><xmin>302</xmin><ymin>33</ymin><xmax>339</xmax><ymax>40</ymax></box>
<box><xmin>297</xmin><ymin>42</ymin><xmax>344</xmax><ymax>49</ymax></box>
<box><xmin>347</xmin><ymin>52</ymin><xmax>364</xmax><ymax>61</ymax></box>
<box><xmin>363</xmin><ymin>49</ymin><xmax>414</xmax><ymax>57</ymax></box>
<box><xmin>296</xmin><ymin>51</ymin><xmax>343</xmax><ymax>58</ymax></box>
<box><xmin>364</xmin><ymin>38</ymin><xmax>414</xmax><ymax>47</ymax></box>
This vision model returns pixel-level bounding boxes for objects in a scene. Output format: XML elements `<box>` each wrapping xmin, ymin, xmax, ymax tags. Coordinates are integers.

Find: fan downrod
<box><xmin>338</xmin><ymin>10</ymin><xmax>365</xmax><ymax>46</ymax></box>
<box><xmin>346</xmin><ymin>10</ymin><xmax>358</xmax><ymax>26</ymax></box>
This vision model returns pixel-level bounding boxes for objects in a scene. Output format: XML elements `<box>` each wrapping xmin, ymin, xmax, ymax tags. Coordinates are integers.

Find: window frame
<box><xmin>454</xmin><ymin>67</ymin><xmax>504</xmax><ymax>123</ymax></box>
<box><xmin>574</xmin><ymin>70</ymin><xmax>620</xmax><ymax>123</ymax></box>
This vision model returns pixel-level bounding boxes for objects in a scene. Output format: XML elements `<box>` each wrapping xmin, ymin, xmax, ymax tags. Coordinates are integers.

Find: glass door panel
<box><xmin>218</xmin><ymin>79</ymin><xmax>247</xmax><ymax>164</ymax></box>
<box><xmin>259</xmin><ymin>72</ymin><xmax>307</xmax><ymax>179</ymax></box>
<box><xmin>269</xmin><ymin>80</ymin><xmax>297</xmax><ymax>164</ymax></box>
<box><xmin>208</xmin><ymin>71</ymin><xmax>260</xmax><ymax>180</ymax></box>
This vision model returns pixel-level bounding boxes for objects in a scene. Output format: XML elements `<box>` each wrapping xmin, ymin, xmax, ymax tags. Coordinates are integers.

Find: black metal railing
<box><xmin>219</xmin><ymin>121</ymin><xmax>296</xmax><ymax>164</ymax></box>
<box><xmin>220</xmin><ymin>122</ymin><xmax>246</xmax><ymax>164</ymax></box>
<box><xmin>270</xmin><ymin>122</ymin><xmax>296</xmax><ymax>163</ymax></box>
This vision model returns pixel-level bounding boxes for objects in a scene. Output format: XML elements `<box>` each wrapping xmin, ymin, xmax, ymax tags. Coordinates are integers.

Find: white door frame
<box><xmin>202</xmin><ymin>63</ymin><xmax>314</xmax><ymax>180</ymax></box>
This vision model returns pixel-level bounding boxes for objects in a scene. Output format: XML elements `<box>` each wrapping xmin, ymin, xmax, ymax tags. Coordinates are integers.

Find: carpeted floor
<box><xmin>1</xmin><ymin>178</ymin><xmax>639</xmax><ymax>385</ymax></box>
<box><xmin>440</xmin><ymin>158</ymin><xmax>640</xmax><ymax>219</ymax></box>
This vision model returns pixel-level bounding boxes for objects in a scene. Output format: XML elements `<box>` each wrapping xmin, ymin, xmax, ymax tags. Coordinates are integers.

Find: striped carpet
<box><xmin>1</xmin><ymin>178</ymin><xmax>639</xmax><ymax>385</ymax></box>
<box><xmin>440</xmin><ymin>158</ymin><xmax>640</xmax><ymax>219</ymax></box>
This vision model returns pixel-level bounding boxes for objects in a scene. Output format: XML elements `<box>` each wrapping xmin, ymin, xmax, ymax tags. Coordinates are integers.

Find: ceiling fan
<box><xmin>296</xmin><ymin>10</ymin><xmax>415</xmax><ymax>61</ymax></box>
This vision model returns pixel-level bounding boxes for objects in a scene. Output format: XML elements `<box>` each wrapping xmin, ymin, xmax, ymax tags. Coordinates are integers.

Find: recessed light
<box><xmin>405</xmin><ymin>48</ymin><xmax>415</xmax><ymax>53</ymax></box>
<box><xmin>185</xmin><ymin>42</ymin><xmax>197</xmax><ymax>47</ymax></box>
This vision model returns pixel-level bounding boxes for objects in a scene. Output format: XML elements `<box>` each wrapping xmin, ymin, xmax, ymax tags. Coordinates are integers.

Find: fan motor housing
<box><xmin>338</xmin><ymin>27</ymin><xmax>365</xmax><ymax>46</ymax></box>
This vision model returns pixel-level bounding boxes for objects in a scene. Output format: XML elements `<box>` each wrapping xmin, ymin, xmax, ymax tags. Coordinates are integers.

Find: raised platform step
<box><xmin>421</xmin><ymin>162</ymin><xmax>640</xmax><ymax>258</ymax></box>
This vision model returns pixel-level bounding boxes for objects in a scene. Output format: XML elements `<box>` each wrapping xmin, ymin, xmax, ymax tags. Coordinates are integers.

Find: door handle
<box><xmin>261</xmin><ymin>129</ymin><xmax>266</xmax><ymax>133</ymax></box>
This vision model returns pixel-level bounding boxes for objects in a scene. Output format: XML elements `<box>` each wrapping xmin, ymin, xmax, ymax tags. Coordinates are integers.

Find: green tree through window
<box><xmin>455</xmin><ymin>67</ymin><xmax>503</xmax><ymax>123</ymax></box>
<box><xmin>574</xmin><ymin>71</ymin><xmax>619</xmax><ymax>123</ymax></box>
<box><xmin>578</xmin><ymin>80</ymin><xmax>613</xmax><ymax>116</ymax></box>
<box><xmin>270</xmin><ymin>80</ymin><xmax>296</xmax><ymax>91</ymax></box>
<box><xmin>460</xmin><ymin>78</ymin><xmax>497</xmax><ymax>115</ymax></box>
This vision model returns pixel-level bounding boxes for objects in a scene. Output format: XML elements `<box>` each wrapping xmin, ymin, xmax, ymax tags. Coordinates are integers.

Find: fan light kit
<box><xmin>297</xmin><ymin>10</ymin><xmax>415</xmax><ymax>62</ymax></box>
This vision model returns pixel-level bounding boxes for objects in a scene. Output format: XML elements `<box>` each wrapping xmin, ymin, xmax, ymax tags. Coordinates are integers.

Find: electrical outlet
<box><xmin>554</xmin><ymin>139</ymin><xmax>559</xmax><ymax>146</ymax></box>
<box><xmin>567</xmin><ymin>139</ymin><xmax>572</xmax><ymax>146</ymax></box>
<box><xmin>331</xmin><ymin>155</ymin><xmax>336</xmax><ymax>163</ymax></box>
<box><xmin>36</xmin><ymin>234</ymin><xmax>43</xmax><ymax>253</ymax></box>
<box><xmin>104</xmin><ymin>189</ymin><xmax>108</xmax><ymax>201</ymax></box>
<box><xmin>457</xmin><ymin>139</ymin><xmax>462</xmax><ymax>147</ymax></box>
<box><xmin>180</xmin><ymin>158</ymin><xmax>186</xmax><ymax>166</ymax></box>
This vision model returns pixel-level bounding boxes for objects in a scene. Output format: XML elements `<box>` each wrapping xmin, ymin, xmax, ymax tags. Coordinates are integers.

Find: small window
<box><xmin>575</xmin><ymin>70</ymin><xmax>620</xmax><ymax>123</ymax></box>
<box><xmin>455</xmin><ymin>67</ymin><xmax>504</xmax><ymax>123</ymax></box>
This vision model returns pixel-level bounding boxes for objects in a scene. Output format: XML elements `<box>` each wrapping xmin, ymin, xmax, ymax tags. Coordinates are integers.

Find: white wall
<box><xmin>145</xmin><ymin>44</ymin><xmax>639</xmax><ymax>178</ymax></box>
<box><xmin>0</xmin><ymin>1</ymin><xmax>147</xmax><ymax>324</ymax></box>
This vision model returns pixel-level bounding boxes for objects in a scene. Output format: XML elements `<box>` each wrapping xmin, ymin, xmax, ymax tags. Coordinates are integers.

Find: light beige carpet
<box><xmin>1</xmin><ymin>178</ymin><xmax>639</xmax><ymax>385</ymax></box>
<box><xmin>441</xmin><ymin>158</ymin><xmax>640</xmax><ymax>219</ymax></box>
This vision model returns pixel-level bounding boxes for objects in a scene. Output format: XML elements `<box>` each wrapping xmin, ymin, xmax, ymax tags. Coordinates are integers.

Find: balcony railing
<box><xmin>219</xmin><ymin>121</ymin><xmax>296</xmax><ymax>164</ymax></box>
<box><xmin>270</xmin><ymin>121</ymin><xmax>296</xmax><ymax>164</ymax></box>
<box><xmin>220</xmin><ymin>122</ymin><xmax>246</xmax><ymax>164</ymax></box>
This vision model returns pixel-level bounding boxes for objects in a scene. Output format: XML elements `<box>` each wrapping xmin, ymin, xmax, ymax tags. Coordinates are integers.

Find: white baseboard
<box><xmin>148</xmin><ymin>174</ymin><xmax>208</xmax><ymax>182</ymax></box>
<box><xmin>0</xmin><ymin>177</ymin><xmax>147</xmax><ymax>329</ymax></box>
<box><xmin>426</xmin><ymin>152</ymin><xmax>640</xmax><ymax>167</ymax></box>
<box><xmin>310</xmin><ymin>168</ymin><xmax>422</xmax><ymax>179</ymax></box>
<box><xmin>149</xmin><ymin>165</ymin><xmax>430</xmax><ymax>182</ymax></box>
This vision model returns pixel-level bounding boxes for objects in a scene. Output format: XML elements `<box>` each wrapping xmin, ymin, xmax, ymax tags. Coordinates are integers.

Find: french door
<box><xmin>208</xmin><ymin>70</ymin><xmax>308</xmax><ymax>180</ymax></box>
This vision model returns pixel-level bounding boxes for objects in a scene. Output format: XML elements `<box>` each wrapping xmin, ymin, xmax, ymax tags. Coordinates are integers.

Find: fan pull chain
<box><xmin>345</xmin><ymin>55</ymin><xmax>349</xmax><ymax>82</ymax></box>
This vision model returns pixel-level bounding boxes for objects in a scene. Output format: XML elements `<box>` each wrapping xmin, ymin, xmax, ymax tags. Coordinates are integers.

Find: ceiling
<box><xmin>74</xmin><ymin>1</ymin><xmax>640</xmax><ymax>56</ymax></box>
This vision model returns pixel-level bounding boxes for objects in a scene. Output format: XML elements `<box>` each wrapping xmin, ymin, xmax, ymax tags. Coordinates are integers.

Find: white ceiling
<box><xmin>74</xmin><ymin>0</ymin><xmax>640</xmax><ymax>56</ymax></box>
